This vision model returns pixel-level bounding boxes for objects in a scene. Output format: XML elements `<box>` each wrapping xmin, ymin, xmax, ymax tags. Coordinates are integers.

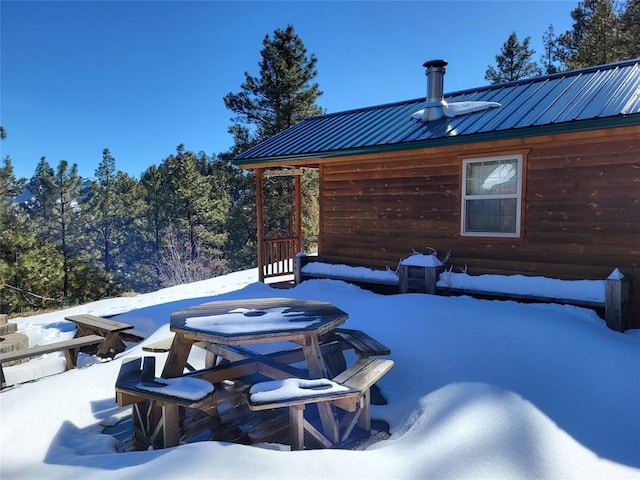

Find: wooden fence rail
<box><xmin>261</xmin><ymin>237</ymin><xmax>300</xmax><ymax>280</ymax></box>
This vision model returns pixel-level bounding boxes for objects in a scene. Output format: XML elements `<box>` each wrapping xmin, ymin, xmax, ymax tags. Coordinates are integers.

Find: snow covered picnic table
<box><xmin>119</xmin><ymin>297</ymin><xmax>393</xmax><ymax>450</ymax></box>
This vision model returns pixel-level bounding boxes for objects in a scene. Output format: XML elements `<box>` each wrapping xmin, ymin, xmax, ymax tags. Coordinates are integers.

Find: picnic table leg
<box><xmin>358</xmin><ymin>389</ymin><xmax>371</xmax><ymax>431</ymax></box>
<box><xmin>303</xmin><ymin>335</ymin><xmax>339</xmax><ymax>444</ymax></box>
<box><xmin>162</xmin><ymin>404</ymin><xmax>181</xmax><ymax>448</ymax></box>
<box><xmin>62</xmin><ymin>347</ymin><xmax>79</xmax><ymax>370</ymax></box>
<box><xmin>161</xmin><ymin>332</ymin><xmax>195</xmax><ymax>378</ymax></box>
<box><xmin>290</xmin><ymin>405</ymin><xmax>305</xmax><ymax>451</ymax></box>
<box><xmin>96</xmin><ymin>333</ymin><xmax>126</xmax><ymax>358</ymax></box>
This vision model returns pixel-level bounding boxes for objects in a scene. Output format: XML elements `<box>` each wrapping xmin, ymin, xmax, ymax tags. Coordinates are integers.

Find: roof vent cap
<box><xmin>421</xmin><ymin>59</ymin><xmax>448</xmax><ymax>121</ymax></box>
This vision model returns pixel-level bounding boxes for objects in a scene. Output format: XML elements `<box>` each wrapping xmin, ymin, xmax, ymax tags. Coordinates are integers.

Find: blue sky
<box><xmin>1</xmin><ymin>0</ymin><xmax>576</xmax><ymax>180</ymax></box>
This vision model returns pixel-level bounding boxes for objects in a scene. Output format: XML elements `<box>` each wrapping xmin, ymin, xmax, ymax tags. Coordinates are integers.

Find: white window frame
<box><xmin>461</xmin><ymin>154</ymin><xmax>523</xmax><ymax>238</ymax></box>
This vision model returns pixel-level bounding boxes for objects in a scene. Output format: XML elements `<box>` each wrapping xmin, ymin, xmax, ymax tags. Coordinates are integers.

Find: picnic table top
<box><xmin>169</xmin><ymin>297</ymin><xmax>348</xmax><ymax>345</ymax></box>
<box><xmin>65</xmin><ymin>314</ymin><xmax>133</xmax><ymax>333</ymax></box>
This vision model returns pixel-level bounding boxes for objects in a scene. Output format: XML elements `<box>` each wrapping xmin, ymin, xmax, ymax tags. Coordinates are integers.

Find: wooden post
<box><xmin>605</xmin><ymin>268</ymin><xmax>629</xmax><ymax>332</ymax></box>
<box><xmin>295</xmin><ymin>171</ymin><xmax>302</xmax><ymax>253</ymax></box>
<box><xmin>294</xmin><ymin>252</ymin><xmax>306</xmax><ymax>285</ymax></box>
<box><xmin>256</xmin><ymin>168</ymin><xmax>265</xmax><ymax>282</ymax></box>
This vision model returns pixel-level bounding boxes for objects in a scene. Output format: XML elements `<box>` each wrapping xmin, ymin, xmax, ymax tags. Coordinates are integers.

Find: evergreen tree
<box><xmin>223</xmin><ymin>24</ymin><xmax>322</xmax><ymax>255</ymax></box>
<box><xmin>620</xmin><ymin>0</ymin><xmax>640</xmax><ymax>59</ymax></box>
<box><xmin>27</xmin><ymin>157</ymin><xmax>56</xmax><ymax>239</ymax></box>
<box><xmin>44</xmin><ymin>160</ymin><xmax>82</xmax><ymax>298</ymax></box>
<box><xmin>109</xmin><ymin>169</ymin><xmax>152</xmax><ymax>292</ymax></box>
<box><xmin>87</xmin><ymin>149</ymin><xmax>119</xmax><ymax>275</ymax></box>
<box><xmin>557</xmin><ymin>0</ymin><xmax>627</xmax><ymax>69</ymax></box>
<box><xmin>541</xmin><ymin>25</ymin><xmax>561</xmax><ymax>74</ymax></box>
<box><xmin>140</xmin><ymin>164</ymin><xmax>167</xmax><ymax>287</ymax></box>
<box><xmin>149</xmin><ymin>145</ymin><xmax>230</xmax><ymax>287</ymax></box>
<box><xmin>485</xmin><ymin>32</ymin><xmax>541</xmax><ymax>84</ymax></box>
<box><xmin>224</xmin><ymin>24</ymin><xmax>323</xmax><ymax>145</ymax></box>
<box><xmin>81</xmin><ymin>148</ymin><xmax>138</xmax><ymax>295</ymax></box>
<box><xmin>0</xmin><ymin>155</ymin><xmax>66</xmax><ymax>313</ymax></box>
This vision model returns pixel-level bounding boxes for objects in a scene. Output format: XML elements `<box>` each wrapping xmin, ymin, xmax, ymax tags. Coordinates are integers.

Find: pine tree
<box><xmin>620</xmin><ymin>0</ymin><xmax>640</xmax><ymax>59</ymax></box>
<box><xmin>81</xmin><ymin>148</ymin><xmax>138</xmax><ymax>295</ymax></box>
<box><xmin>541</xmin><ymin>25</ymin><xmax>561</xmax><ymax>74</ymax></box>
<box><xmin>87</xmin><ymin>149</ymin><xmax>118</xmax><ymax>275</ymax></box>
<box><xmin>557</xmin><ymin>0</ymin><xmax>627</xmax><ymax>69</ymax></box>
<box><xmin>27</xmin><ymin>157</ymin><xmax>57</xmax><ymax>239</ymax></box>
<box><xmin>224</xmin><ymin>24</ymin><xmax>323</xmax><ymax>145</ymax></box>
<box><xmin>148</xmin><ymin>145</ymin><xmax>230</xmax><ymax>287</ymax></box>
<box><xmin>485</xmin><ymin>32</ymin><xmax>541</xmax><ymax>84</ymax></box>
<box><xmin>109</xmin><ymin>169</ymin><xmax>152</xmax><ymax>292</ymax></box>
<box><xmin>42</xmin><ymin>160</ymin><xmax>82</xmax><ymax>298</ymax></box>
<box><xmin>140</xmin><ymin>164</ymin><xmax>167</xmax><ymax>287</ymax></box>
<box><xmin>223</xmin><ymin>24</ymin><xmax>323</xmax><ymax>255</ymax></box>
<box><xmin>1</xmin><ymin>156</ymin><xmax>67</xmax><ymax>312</ymax></box>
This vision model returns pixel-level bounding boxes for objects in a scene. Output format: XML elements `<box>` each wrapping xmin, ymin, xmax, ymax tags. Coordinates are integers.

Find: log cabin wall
<box><xmin>317</xmin><ymin>125</ymin><xmax>640</xmax><ymax>328</ymax></box>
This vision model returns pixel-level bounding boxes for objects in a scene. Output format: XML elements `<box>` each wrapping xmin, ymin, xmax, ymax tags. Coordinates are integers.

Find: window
<box><xmin>461</xmin><ymin>154</ymin><xmax>523</xmax><ymax>237</ymax></box>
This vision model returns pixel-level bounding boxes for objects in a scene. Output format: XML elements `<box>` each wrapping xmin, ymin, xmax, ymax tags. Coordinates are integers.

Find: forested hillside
<box><xmin>0</xmin><ymin>25</ymin><xmax>322</xmax><ymax>314</ymax></box>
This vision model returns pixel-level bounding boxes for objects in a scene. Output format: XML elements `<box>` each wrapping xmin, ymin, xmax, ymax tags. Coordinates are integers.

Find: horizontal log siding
<box><xmin>318</xmin><ymin>126</ymin><xmax>640</xmax><ymax>327</ymax></box>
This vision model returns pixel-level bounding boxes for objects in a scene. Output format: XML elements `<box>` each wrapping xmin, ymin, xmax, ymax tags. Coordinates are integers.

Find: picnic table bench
<box><xmin>115</xmin><ymin>356</ymin><xmax>216</xmax><ymax>449</ymax></box>
<box><xmin>248</xmin><ymin>357</ymin><xmax>394</xmax><ymax>450</ymax></box>
<box><xmin>65</xmin><ymin>314</ymin><xmax>134</xmax><ymax>358</ymax></box>
<box><xmin>1</xmin><ymin>334</ymin><xmax>104</xmax><ymax>389</ymax></box>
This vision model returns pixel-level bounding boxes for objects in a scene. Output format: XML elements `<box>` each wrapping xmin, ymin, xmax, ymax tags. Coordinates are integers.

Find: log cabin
<box><xmin>234</xmin><ymin>58</ymin><xmax>640</xmax><ymax>330</ymax></box>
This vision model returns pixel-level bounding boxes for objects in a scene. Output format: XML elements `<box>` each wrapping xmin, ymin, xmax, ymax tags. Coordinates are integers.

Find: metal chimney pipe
<box><xmin>421</xmin><ymin>59</ymin><xmax>448</xmax><ymax>122</ymax></box>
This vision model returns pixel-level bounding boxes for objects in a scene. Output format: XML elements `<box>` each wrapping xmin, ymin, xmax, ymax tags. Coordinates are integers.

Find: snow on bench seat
<box><xmin>437</xmin><ymin>271</ymin><xmax>605</xmax><ymax>305</ymax></box>
<box><xmin>300</xmin><ymin>261</ymin><xmax>399</xmax><ymax>286</ymax></box>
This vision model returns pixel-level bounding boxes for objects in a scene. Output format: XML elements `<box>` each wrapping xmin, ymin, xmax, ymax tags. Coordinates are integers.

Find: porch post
<box><xmin>605</xmin><ymin>268</ymin><xmax>629</xmax><ymax>331</ymax></box>
<box><xmin>295</xmin><ymin>171</ymin><xmax>302</xmax><ymax>253</ymax></box>
<box><xmin>256</xmin><ymin>168</ymin><xmax>265</xmax><ymax>282</ymax></box>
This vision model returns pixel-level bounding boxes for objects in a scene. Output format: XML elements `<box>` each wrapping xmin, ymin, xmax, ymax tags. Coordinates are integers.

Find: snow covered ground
<box><xmin>2</xmin><ymin>268</ymin><xmax>639</xmax><ymax>479</ymax></box>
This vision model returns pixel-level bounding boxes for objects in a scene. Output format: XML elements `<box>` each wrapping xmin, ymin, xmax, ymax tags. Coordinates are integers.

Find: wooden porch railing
<box><xmin>261</xmin><ymin>237</ymin><xmax>301</xmax><ymax>280</ymax></box>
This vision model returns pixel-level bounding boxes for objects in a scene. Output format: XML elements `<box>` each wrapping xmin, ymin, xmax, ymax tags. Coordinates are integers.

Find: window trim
<box><xmin>461</xmin><ymin>154</ymin><xmax>523</xmax><ymax>238</ymax></box>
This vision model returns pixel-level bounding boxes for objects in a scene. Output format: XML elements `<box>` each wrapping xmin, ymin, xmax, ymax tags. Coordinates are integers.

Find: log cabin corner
<box><xmin>234</xmin><ymin>58</ymin><xmax>640</xmax><ymax>331</ymax></box>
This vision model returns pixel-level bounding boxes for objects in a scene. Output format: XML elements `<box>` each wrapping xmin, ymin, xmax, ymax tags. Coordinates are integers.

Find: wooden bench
<box><xmin>294</xmin><ymin>255</ymin><xmax>400</xmax><ymax>293</ymax></box>
<box><xmin>436</xmin><ymin>268</ymin><xmax>630</xmax><ymax>331</ymax></box>
<box><xmin>331</xmin><ymin>328</ymin><xmax>391</xmax><ymax>358</ymax></box>
<box><xmin>115</xmin><ymin>356</ymin><xmax>216</xmax><ymax>449</ymax></box>
<box><xmin>248</xmin><ymin>357</ymin><xmax>394</xmax><ymax>450</ymax></box>
<box><xmin>65</xmin><ymin>314</ymin><xmax>135</xmax><ymax>358</ymax></box>
<box><xmin>142</xmin><ymin>337</ymin><xmax>174</xmax><ymax>353</ymax></box>
<box><xmin>0</xmin><ymin>334</ymin><xmax>104</xmax><ymax>389</ymax></box>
